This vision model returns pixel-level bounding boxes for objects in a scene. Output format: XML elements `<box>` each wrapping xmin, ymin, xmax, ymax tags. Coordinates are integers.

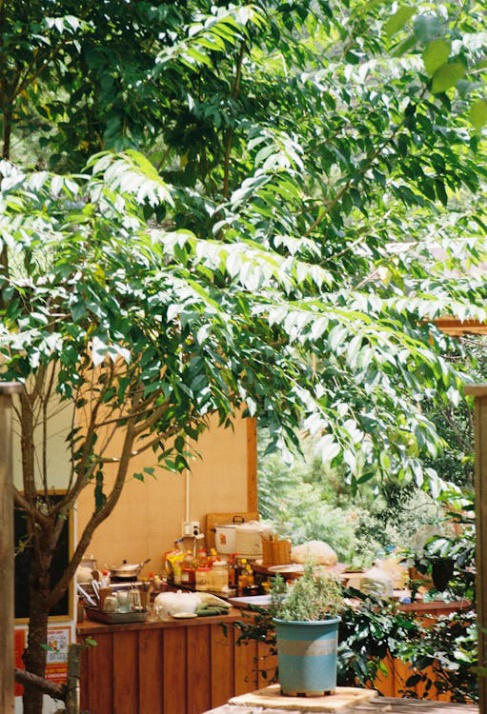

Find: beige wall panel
<box><xmin>11</xmin><ymin>393</ymin><xmax>74</xmax><ymax>491</ymax></box>
<box><xmin>76</xmin><ymin>415</ymin><xmax>249</xmax><ymax>575</ymax></box>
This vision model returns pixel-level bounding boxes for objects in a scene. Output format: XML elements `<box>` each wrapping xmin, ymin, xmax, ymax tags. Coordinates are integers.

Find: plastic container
<box><xmin>195</xmin><ymin>566</ymin><xmax>211</xmax><ymax>591</ymax></box>
<box><xmin>210</xmin><ymin>560</ymin><xmax>229</xmax><ymax>592</ymax></box>
<box><xmin>274</xmin><ymin>617</ymin><xmax>341</xmax><ymax>695</ymax></box>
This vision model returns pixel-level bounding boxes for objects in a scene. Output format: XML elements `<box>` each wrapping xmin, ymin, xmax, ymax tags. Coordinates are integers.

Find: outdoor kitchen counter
<box><xmin>77</xmin><ymin>608</ymin><xmax>267</xmax><ymax>714</ymax></box>
<box><xmin>76</xmin><ymin>606</ymin><xmax>243</xmax><ymax>635</ymax></box>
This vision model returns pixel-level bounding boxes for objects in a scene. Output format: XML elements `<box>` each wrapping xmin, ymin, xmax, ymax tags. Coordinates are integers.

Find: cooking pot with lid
<box><xmin>214</xmin><ymin>516</ymin><xmax>245</xmax><ymax>554</ymax></box>
<box><xmin>108</xmin><ymin>558</ymin><xmax>150</xmax><ymax>580</ymax></box>
<box><xmin>235</xmin><ymin>521</ymin><xmax>272</xmax><ymax>557</ymax></box>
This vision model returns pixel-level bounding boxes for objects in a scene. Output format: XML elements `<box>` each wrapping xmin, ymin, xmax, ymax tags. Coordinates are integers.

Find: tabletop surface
<box><xmin>205</xmin><ymin>697</ymin><xmax>478</xmax><ymax>714</ymax></box>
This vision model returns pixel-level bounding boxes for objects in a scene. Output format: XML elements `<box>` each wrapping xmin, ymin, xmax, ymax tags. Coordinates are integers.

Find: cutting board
<box><xmin>205</xmin><ymin>511</ymin><xmax>259</xmax><ymax>550</ymax></box>
<box><xmin>229</xmin><ymin>685</ymin><xmax>378</xmax><ymax>711</ymax></box>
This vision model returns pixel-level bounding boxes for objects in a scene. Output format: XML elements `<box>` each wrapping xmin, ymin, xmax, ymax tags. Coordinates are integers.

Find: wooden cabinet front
<box><xmin>78</xmin><ymin>613</ymin><xmax>275</xmax><ymax>714</ymax></box>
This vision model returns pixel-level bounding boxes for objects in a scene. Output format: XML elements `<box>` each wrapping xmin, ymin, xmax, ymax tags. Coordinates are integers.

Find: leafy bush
<box><xmin>338</xmin><ymin>590</ymin><xmax>420</xmax><ymax>688</ymax></box>
<box><xmin>270</xmin><ymin>564</ymin><xmax>343</xmax><ymax>622</ymax></box>
<box><xmin>235</xmin><ymin>591</ymin><xmax>477</xmax><ymax>701</ymax></box>
<box><xmin>398</xmin><ymin>610</ymin><xmax>477</xmax><ymax>703</ymax></box>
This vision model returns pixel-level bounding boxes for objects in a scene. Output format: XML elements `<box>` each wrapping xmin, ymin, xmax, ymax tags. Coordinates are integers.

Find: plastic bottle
<box><xmin>173</xmin><ymin>559</ymin><xmax>183</xmax><ymax>585</ymax></box>
<box><xmin>196</xmin><ymin>548</ymin><xmax>208</xmax><ymax>568</ymax></box>
<box><xmin>210</xmin><ymin>559</ymin><xmax>229</xmax><ymax>592</ymax></box>
<box><xmin>195</xmin><ymin>565</ymin><xmax>211</xmax><ymax>591</ymax></box>
<box><xmin>181</xmin><ymin>551</ymin><xmax>196</xmax><ymax>586</ymax></box>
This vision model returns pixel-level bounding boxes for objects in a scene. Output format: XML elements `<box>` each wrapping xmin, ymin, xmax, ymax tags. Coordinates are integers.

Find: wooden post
<box><xmin>465</xmin><ymin>384</ymin><xmax>487</xmax><ymax>714</ymax></box>
<box><xmin>0</xmin><ymin>382</ymin><xmax>22</xmax><ymax>714</ymax></box>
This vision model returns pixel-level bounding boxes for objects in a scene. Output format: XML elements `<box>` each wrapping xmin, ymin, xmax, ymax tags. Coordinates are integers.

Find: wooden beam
<box><xmin>0</xmin><ymin>383</ymin><xmax>22</xmax><ymax>714</ymax></box>
<box><xmin>246</xmin><ymin>418</ymin><xmax>258</xmax><ymax>513</ymax></box>
<box><xmin>464</xmin><ymin>384</ymin><xmax>487</xmax><ymax>714</ymax></box>
<box><xmin>435</xmin><ymin>318</ymin><xmax>487</xmax><ymax>336</ymax></box>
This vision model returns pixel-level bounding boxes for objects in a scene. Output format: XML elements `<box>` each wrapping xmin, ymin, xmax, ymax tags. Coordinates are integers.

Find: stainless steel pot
<box><xmin>108</xmin><ymin>558</ymin><xmax>150</xmax><ymax>579</ymax></box>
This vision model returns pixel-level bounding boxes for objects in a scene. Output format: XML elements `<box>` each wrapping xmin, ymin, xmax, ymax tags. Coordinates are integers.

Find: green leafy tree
<box><xmin>1</xmin><ymin>1</ymin><xmax>487</xmax><ymax>710</ymax></box>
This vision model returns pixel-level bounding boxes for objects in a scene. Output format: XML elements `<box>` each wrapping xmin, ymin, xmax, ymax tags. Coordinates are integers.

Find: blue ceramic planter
<box><xmin>273</xmin><ymin>617</ymin><xmax>341</xmax><ymax>696</ymax></box>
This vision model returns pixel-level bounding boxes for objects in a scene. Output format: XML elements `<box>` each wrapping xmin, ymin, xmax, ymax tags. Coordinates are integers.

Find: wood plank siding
<box><xmin>78</xmin><ymin>613</ymin><xmax>271</xmax><ymax>714</ymax></box>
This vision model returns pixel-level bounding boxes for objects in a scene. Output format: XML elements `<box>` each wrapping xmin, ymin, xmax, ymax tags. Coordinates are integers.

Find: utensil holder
<box><xmin>262</xmin><ymin>538</ymin><xmax>291</xmax><ymax>566</ymax></box>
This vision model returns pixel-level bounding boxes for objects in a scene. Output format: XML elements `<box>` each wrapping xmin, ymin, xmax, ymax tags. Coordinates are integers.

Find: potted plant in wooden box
<box><xmin>270</xmin><ymin>562</ymin><xmax>343</xmax><ymax>697</ymax></box>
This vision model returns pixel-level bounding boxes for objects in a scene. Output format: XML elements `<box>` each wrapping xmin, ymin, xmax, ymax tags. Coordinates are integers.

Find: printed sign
<box><xmin>45</xmin><ymin>626</ymin><xmax>71</xmax><ymax>684</ymax></box>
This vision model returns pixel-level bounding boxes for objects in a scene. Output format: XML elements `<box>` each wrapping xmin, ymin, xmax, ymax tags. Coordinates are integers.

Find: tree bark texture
<box><xmin>464</xmin><ymin>384</ymin><xmax>487</xmax><ymax>714</ymax></box>
<box><xmin>0</xmin><ymin>384</ymin><xmax>22</xmax><ymax>714</ymax></box>
<box><xmin>22</xmin><ymin>561</ymin><xmax>51</xmax><ymax>714</ymax></box>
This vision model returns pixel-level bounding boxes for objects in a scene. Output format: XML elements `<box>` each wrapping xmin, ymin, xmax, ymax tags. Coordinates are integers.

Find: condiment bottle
<box><xmin>244</xmin><ymin>565</ymin><xmax>258</xmax><ymax>596</ymax></box>
<box><xmin>210</xmin><ymin>559</ymin><xmax>229</xmax><ymax>591</ymax></box>
<box><xmin>237</xmin><ymin>558</ymin><xmax>248</xmax><ymax>596</ymax></box>
<box><xmin>195</xmin><ymin>565</ymin><xmax>211</xmax><ymax>591</ymax></box>
<box><xmin>208</xmin><ymin>548</ymin><xmax>218</xmax><ymax>567</ymax></box>
<box><xmin>228</xmin><ymin>554</ymin><xmax>238</xmax><ymax>589</ymax></box>
<box><xmin>173</xmin><ymin>558</ymin><xmax>183</xmax><ymax>585</ymax></box>
<box><xmin>181</xmin><ymin>551</ymin><xmax>196</xmax><ymax>586</ymax></box>
<box><xmin>196</xmin><ymin>548</ymin><xmax>208</xmax><ymax>568</ymax></box>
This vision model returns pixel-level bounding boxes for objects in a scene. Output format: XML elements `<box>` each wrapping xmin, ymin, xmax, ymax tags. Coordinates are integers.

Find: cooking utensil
<box><xmin>214</xmin><ymin>516</ymin><xmax>245</xmax><ymax>554</ymax></box>
<box><xmin>108</xmin><ymin>558</ymin><xmax>151</xmax><ymax>580</ymax></box>
<box><xmin>235</xmin><ymin>521</ymin><xmax>272</xmax><ymax>556</ymax></box>
<box><xmin>76</xmin><ymin>583</ymin><xmax>97</xmax><ymax>608</ymax></box>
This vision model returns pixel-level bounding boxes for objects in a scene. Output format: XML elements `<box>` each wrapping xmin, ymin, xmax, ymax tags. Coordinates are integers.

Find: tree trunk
<box><xmin>22</xmin><ymin>560</ymin><xmax>52</xmax><ymax>714</ymax></box>
<box><xmin>2</xmin><ymin>103</ymin><xmax>12</xmax><ymax>159</ymax></box>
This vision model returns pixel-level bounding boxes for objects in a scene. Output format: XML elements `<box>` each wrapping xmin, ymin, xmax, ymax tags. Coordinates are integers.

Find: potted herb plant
<box><xmin>270</xmin><ymin>562</ymin><xmax>343</xmax><ymax>696</ymax></box>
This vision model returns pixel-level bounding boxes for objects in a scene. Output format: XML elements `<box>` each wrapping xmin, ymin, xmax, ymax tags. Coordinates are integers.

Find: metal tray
<box><xmin>85</xmin><ymin>607</ymin><xmax>147</xmax><ymax>624</ymax></box>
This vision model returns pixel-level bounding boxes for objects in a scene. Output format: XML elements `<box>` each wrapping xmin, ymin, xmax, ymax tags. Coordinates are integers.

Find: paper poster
<box><xmin>14</xmin><ymin>628</ymin><xmax>26</xmax><ymax>696</ymax></box>
<box><xmin>45</xmin><ymin>626</ymin><xmax>71</xmax><ymax>684</ymax></box>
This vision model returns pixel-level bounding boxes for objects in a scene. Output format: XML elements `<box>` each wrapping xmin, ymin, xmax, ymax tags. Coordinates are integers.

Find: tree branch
<box><xmin>15</xmin><ymin>668</ymin><xmax>65</xmax><ymax>701</ymax></box>
<box><xmin>222</xmin><ymin>40</ymin><xmax>246</xmax><ymax>199</ymax></box>
<box><xmin>13</xmin><ymin>488</ymin><xmax>51</xmax><ymax>528</ymax></box>
<box><xmin>133</xmin><ymin>399</ymin><xmax>171</xmax><ymax>436</ymax></box>
<box><xmin>304</xmin><ymin>86</ymin><xmax>428</xmax><ymax>238</ymax></box>
<box><xmin>48</xmin><ymin>414</ymin><xmax>138</xmax><ymax>607</ymax></box>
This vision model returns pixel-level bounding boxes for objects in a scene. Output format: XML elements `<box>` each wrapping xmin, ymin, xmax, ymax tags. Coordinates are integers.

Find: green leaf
<box><xmin>391</xmin><ymin>33</ymin><xmax>417</xmax><ymax>57</ymax></box>
<box><xmin>469</xmin><ymin>100</ymin><xmax>487</xmax><ymax>130</ymax></box>
<box><xmin>39</xmin><ymin>643</ymin><xmax>56</xmax><ymax>652</ymax></box>
<box><xmin>431</xmin><ymin>63</ymin><xmax>466</xmax><ymax>94</ymax></box>
<box><xmin>422</xmin><ymin>40</ymin><xmax>450</xmax><ymax>77</ymax></box>
<box><xmin>385</xmin><ymin>6</ymin><xmax>415</xmax><ymax>38</ymax></box>
<box><xmin>414</xmin><ymin>14</ymin><xmax>442</xmax><ymax>44</ymax></box>
<box><xmin>94</xmin><ymin>472</ymin><xmax>107</xmax><ymax>512</ymax></box>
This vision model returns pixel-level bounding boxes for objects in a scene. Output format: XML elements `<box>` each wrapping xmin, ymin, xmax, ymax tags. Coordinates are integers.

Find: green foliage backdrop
<box><xmin>1</xmin><ymin>1</ymin><xmax>486</xmax><ymax>704</ymax></box>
